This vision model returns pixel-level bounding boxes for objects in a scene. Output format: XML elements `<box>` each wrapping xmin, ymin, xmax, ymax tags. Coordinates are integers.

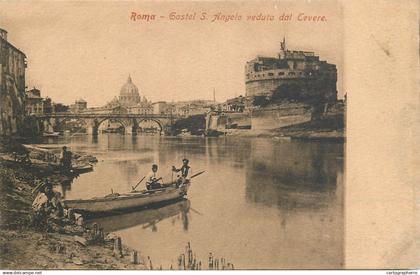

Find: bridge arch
<box><xmin>137</xmin><ymin>118</ymin><xmax>163</xmax><ymax>134</ymax></box>
<box><xmin>36</xmin><ymin>113</ymin><xmax>178</xmax><ymax>135</ymax></box>
<box><xmin>36</xmin><ymin>117</ymin><xmax>55</xmax><ymax>133</ymax></box>
<box><xmin>55</xmin><ymin>117</ymin><xmax>88</xmax><ymax>126</ymax></box>
<box><xmin>96</xmin><ymin>117</ymin><xmax>128</xmax><ymax>131</ymax></box>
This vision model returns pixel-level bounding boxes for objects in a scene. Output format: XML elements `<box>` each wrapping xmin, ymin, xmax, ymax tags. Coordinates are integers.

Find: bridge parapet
<box><xmin>36</xmin><ymin>112</ymin><xmax>183</xmax><ymax>119</ymax></box>
<box><xmin>33</xmin><ymin>112</ymin><xmax>186</xmax><ymax>135</ymax></box>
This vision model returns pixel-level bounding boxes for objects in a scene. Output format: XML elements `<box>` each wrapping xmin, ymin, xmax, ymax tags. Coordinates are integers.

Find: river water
<box><xmin>41</xmin><ymin>134</ymin><xmax>344</xmax><ymax>269</ymax></box>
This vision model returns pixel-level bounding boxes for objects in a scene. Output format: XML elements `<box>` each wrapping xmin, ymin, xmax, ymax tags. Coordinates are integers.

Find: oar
<box><xmin>190</xmin><ymin>171</ymin><xmax>205</xmax><ymax>179</ymax></box>
<box><xmin>32</xmin><ymin>180</ymin><xmax>45</xmax><ymax>194</ymax></box>
<box><xmin>190</xmin><ymin>207</ymin><xmax>203</xmax><ymax>216</ymax></box>
<box><xmin>132</xmin><ymin>176</ymin><xmax>146</xmax><ymax>191</ymax></box>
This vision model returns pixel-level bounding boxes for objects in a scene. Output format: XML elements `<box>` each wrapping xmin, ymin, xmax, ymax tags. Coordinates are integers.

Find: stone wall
<box><xmin>206</xmin><ymin>112</ymin><xmax>251</xmax><ymax>131</ymax></box>
<box><xmin>206</xmin><ymin>103</ymin><xmax>314</xmax><ymax>132</ymax></box>
<box><xmin>250</xmin><ymin>103</ymin><xmax>313</xmax><ymax>130</ymax></box>
<box><xmin>246</xmin><ymin>77</ymin><xmax>337</xmax><ymax>102</ymax></box>
<box><xmin>225</xmin><ymin>112</ymin><xmax>251</xmax><ymax>129</ymax></box>
<box><xmin>0</xmin><ymin>32</ymin><xmax>26</xmax><ymax>136</ymax></box>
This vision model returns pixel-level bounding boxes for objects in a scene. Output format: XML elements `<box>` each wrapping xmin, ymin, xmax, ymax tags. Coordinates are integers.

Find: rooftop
<box><xmin>0</xmin><ymin>28</ymin><xmax>26</xmax><ymax>57</ymax></box>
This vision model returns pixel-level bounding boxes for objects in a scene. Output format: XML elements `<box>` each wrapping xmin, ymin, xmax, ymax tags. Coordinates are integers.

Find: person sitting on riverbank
<box><xmin>31</xmin><ymin>180</ymin><xmax>64</xmax><ymax>231</ymax></box>
<box><xmin>172</xmin><ymin>158</ymin><xmax>191</xmax><ymax>187</ymax></box>
<box><xmin>146</xmin><ymin>164</ymin><xmax>163</xmax><ymax>190</ymax></box>
<box><xmin>59</xmin><ymin>146</ymin><xmax>72</xmax><ymax>172</ymax></box>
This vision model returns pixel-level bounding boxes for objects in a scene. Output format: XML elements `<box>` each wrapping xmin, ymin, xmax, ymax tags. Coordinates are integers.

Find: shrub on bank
<box><xmin>171</xmin><ymin>115</ymin><xmax>206</xmax><ymax>136</ymax></box>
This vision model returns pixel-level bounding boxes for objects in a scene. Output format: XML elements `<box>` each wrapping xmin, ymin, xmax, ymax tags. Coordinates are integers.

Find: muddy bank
<box><xmin>224</xmin><ymin>117</ymin><xmax>345</xmax><ymax>142</ymax></box>
<box><xmin>223</xmin><ymin>128</ymin><xmax>344</xmax><ymax>141</ymax></box>
<box><xmin>0</xmin><ymin>137</ymin><xmax>147</xmax><ymax>270</ymax></box>
<box><xmin>0</xmin><ymin>230</ymin><xmax>147</xmax><ymax>269</ymax></box>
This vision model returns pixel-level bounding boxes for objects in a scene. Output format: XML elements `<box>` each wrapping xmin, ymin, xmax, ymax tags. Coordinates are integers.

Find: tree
<box><xmin>54</xmin><ymin>103</ymin><xmax>69</xmax><ymax>113</ymax></box>
<box><xmin>43</xmin><ymin>97</ymin><xmax>52</xmax><ymax>114</ymax></box>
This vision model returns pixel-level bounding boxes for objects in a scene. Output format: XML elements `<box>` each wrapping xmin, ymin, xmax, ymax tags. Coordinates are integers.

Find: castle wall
<box><xmin>226</xmin><ymin>112</ymin><xmax>251</xmax><ymax>128</ymax></box>
<box><xmin>245</xmin><ymin>45</ymin><xmax>337</xmax><ymax>102</ymax></box>
<box><xmin>206</xmin><ymin>103</ymin><xmax>312</xmax><ymax>132</ymax></box>
<box><xmin>247</xmin><ymin>78</ymin><xmax>287</xmax><ymax>97</ymax></box>
<box><xmin>206</xmin><ymin>112</ymin><xmax>251</xmax><ymax>131</ymax></box>
<box><xmin>250</xmin><ymin>103</ymin><xmax>312</xmax><ymax>130</ymax></box>
<box><xmin>246</xmin><ymin>77</ymin><xmax>337</xmax><ymax>101</ymax></box>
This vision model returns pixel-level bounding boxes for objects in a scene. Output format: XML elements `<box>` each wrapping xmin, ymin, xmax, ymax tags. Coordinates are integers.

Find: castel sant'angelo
<box><xmin>245</xmin><ymin>38</ymin><xmax>337</xmax><ymax>103</ymax></box>
<box><xmin>207</xmin><ymin>38</ymin><xmax>343</xmax><ymax>132</ymax></box>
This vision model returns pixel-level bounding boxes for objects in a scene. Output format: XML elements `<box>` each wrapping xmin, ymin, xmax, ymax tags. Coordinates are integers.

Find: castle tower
<box><xmin>245</xmin><ymin>39</ymin><xmax>337</xmax><ymax>101</ymax></box>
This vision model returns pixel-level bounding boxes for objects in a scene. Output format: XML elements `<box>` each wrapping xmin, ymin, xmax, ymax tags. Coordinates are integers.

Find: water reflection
<box><xmin>86</xmin><ymin>199</ymin><xmax>190</xmax><ymax>233</ymax></box>
<box><xmin>59</xmin><ymin>181</ymin><xmax>72</xmax><ymax>199</ymax></box>
<box><xmin>245</xmin><ymin>140</ymin><xmax>343</xmax><ymax>210</ymax></box>
<box><xmin>41</xmin><ymin>134</ymin><xmax>344</xmax><ymax>269</ymax></box>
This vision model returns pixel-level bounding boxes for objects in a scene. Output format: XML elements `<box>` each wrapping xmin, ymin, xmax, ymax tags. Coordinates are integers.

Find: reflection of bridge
<box><xmin>35</xmin><ymin>112</ymin><xmax>183</xmax><ymax>135</ymax></box>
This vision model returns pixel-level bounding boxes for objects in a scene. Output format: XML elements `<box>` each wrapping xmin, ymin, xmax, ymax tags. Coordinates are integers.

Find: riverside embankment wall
<box><xmin>207</xmin><ymin>103</ymin><xmax>312</xmax><ymax>131</ymax></box>
<box><xmin>250</xmin><ymin>103</ymin><xmax>313</xmax><ymax>130</ymax></box>
<box><xmin>207</xmin><ymin>112</ymin><xmax>252</xmax><ymax>132</ymax></box>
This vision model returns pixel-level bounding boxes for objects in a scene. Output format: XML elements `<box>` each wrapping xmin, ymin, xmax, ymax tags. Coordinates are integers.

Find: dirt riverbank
<box><xmin>224</xmin><ymin>117</ymin><xmax>345</xmax><ymax>141</ymax></box>
<box><xmin>0</xmin><ymin>137</ymin><xmax>148</xmax><ymax>270</ymax></box>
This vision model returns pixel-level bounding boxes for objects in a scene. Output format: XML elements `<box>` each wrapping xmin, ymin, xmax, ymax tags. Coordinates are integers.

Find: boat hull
<box><xmin>43</xmin><ymin>132</ymin><xmax>60</xmax><ymax>137</ymax></box>
<box><xmin>63</xmin><ymin>183</ymin><xmax>189</xmax><ymax>213</ymax></box>
<box><xmin>70</xmin><ymin>165</ymin><xmax>93</xmax><ymax>174</ymax></box>
<box><xmin>86</xmin><ymin>199</ymin><xmax>190</xmax><ymax>232</ymax></box>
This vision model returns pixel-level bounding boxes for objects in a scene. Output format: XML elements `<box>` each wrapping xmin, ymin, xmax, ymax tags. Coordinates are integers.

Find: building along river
<box><xmin>37</xmin><ymin>134</ymin><xmax>344</xmax><ymax>269</ymax></box>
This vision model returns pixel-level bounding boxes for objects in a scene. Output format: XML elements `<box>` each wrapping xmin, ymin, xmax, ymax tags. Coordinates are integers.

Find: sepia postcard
<box><xmin>0</xmin><ymin>0</ymin><xmax>418</xmax><ymax>271</ymax></box>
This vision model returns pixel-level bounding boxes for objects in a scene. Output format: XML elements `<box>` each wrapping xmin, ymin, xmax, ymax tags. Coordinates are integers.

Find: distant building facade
<box><xmin>219</xmin><ymin>96</ymin><xmax>248</xmax><ymax>112</ymax></box>
<box><xmin>69</xmin><ymin>98</ymin><xmax>87</xmax><ymax>113</ymax></box>
<box><xmin>78</xmin><ymin>76</ymin><xmax>216</xmax><ymax>117</ymax></box>
<box><xmin>245</xmin><ymin>38</ymin><xmax>337</xmax><ymax>103</ymax></box>
<box><xmin>0</xmin><ymin>28</ymin><xmax>27</xmax><ymax>135</ymax></box>
<box><xmin>91</xmin><ymin>75</ymin><xmax>153</xmax><ymax>114</ymax></box>
<box><xmin>173</xmin><ymin>99</ymin><xmax>216</xmax><ymax>117</ymax></box>
<box><xmin>25</xmin><ymin>88</ymin><xmax>43</xmax><ymax>115</ymax></box>
<box><xmin>153</xmin><ymin>101</ymin><xmax>175</xmax><ymax>115</ymax></box>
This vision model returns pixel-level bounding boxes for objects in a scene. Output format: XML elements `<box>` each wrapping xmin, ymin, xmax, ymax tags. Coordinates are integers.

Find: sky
<box><xmin>0</xmin><ymin>0</ymin><xmax>343</xmax><ymax>107</ymax></box>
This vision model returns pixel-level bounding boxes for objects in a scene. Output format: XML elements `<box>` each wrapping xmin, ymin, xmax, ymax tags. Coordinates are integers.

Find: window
<box><xmin>268</xmin><ymin>73</ymin><xmax>274</xmax><ymax>76</ymax></box>
<box><xmin>288</xmin><ymin>72</ymin><xmax>296</xmax><ymax>76</ymax></box>
<box><xmin>278</xmin><ymin>72</ymin><xmax>285</xmax><ymax>76</ymax></box>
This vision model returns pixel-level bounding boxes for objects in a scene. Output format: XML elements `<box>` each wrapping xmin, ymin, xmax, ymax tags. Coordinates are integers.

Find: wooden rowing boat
<box><xmin>70</xmin><ymin>164</ymin><xmax>93</xmax><ymax>174</ymax></box>
<box><xmin>86</xmin><ymin>199</ymin><xmax>190</xmax><ymax>232</ymax></box>
<box><xmin>43</xmin><ymin>132</ymin><xmax>60</xmax><ymax>137</ymax></box>
<box><xmin>63</xmin><ymin>181</ymin><xmax>190</xmax><ymax>213</ymax></box>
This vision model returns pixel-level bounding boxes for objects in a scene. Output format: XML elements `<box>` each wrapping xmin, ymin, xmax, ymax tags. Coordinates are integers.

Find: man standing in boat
<box><xmin>172</xmin><ymin>158</ymin><xmax>191</xmax><ymax>187</ymax></box>
<box><xmin>146</xmin><ymin>164</ymin><xmax>163</xmax><ymax>190</ymax></box>
<box><xmin>59</xmin><ymin>146</ymin><xmax>72</xmax><ymax>173</ymax></box>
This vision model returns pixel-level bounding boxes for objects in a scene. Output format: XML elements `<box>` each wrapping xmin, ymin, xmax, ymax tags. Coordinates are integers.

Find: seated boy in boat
<box><xmin>146</xmin><ymin>164</ymin><xmax>163</xmax><ymax>190</ymax></box>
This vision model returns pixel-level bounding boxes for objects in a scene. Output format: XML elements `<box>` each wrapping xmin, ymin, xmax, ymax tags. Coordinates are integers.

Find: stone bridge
<box><xmin>35</xmin><ymin>112</ymin><xmax>183</xmax><ymax>135</ymax></box>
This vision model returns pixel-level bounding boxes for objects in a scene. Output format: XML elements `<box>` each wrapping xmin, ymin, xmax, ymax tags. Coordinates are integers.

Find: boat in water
<box><xmin>42</xmin><ymin>132</ymin><xmax>60</xmax><ymax>137</ymax></box>
<box><xmin>204</xmin><ymin>129</ymin><xmax>225</xmax><ymax>137</ymax></box>
<box><xmin>86</xmin><ymin>199</ymin><xmax>190</xmax><ymax>232</ymax></box>
<box><xmin>70</xmin><ymin>164</ymin><xmax>93</xmax><ymax>174</ymax></box>
<box><xmin>63</xmin><ymin>181</ymin><xmax>190</xmax><ymax>214</ymax></box>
